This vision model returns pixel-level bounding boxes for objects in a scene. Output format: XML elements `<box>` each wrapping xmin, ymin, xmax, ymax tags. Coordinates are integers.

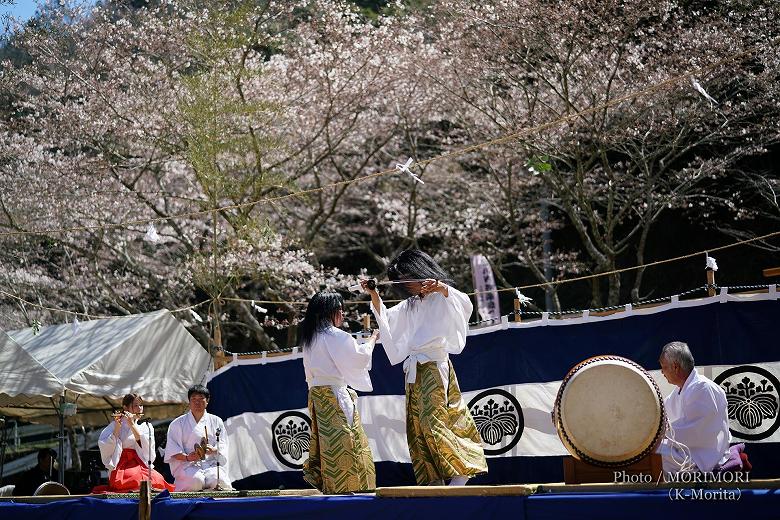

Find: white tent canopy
<box><xmin>0</xmin><ymin>330</ymin><xmax>61</xmax><ymax>399</ymax></box>
<box><xmin>0</xmin><ymin>310</ymin><xmax>211</xmax><ymax>428</ymax></box>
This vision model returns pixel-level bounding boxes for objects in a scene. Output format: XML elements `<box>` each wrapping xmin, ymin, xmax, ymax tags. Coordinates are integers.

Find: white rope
<box><xmin>664</xmin><ymin>415</ymin><xmax>697</xmax><ymax>474</ymax></box>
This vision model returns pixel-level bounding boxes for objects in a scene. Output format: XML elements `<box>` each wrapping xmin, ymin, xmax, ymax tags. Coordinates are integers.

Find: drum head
<box><xmin>555</xmin><ymin>356</ymin><xmax>665</xmax><ymax>467</ymax></box>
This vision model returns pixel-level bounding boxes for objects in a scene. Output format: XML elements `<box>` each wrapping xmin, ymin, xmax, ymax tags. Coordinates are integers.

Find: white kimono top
<box><xmin>665</xmin><ymin>368</ymin><xmax>731</xmax><ymax>472</ymax></box>
<box><xmin>303</xmin><ymin>326</ymin><xmax>375</xmax><ymax>392</ymax></box>
<box><xmin>371</xmin><ymin>287</ymin><xmax>473</xmax><ymax>389</ymax></box>
<box><xmin>98</xmin><ymin>420</ymin><xmax>156</xmax><ymax>470</ymax></box>
<box><xmin>164</xmin><ymin>411</ymin><xmax>229</xmax><ymax>478</ymax></box>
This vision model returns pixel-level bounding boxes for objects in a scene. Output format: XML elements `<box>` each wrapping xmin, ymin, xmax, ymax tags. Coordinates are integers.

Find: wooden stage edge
<box><xmin>4</xmin><ymin>480</ymin><xmax>780</xmax><ymax>503</ymax></box>
<box><xmin>376</xmin><ymin>484</ymin><xmax>537</xmax><ymax>497</ymax></box>
<box><xmin>376</xmin><ymin>479</ymin><xmax>780</xmax><ymax>497</ymax></box>
<box><xmin>0</xmin><ymin>488</ymin><xmax>321</xmax><ymax>503</ymax></box>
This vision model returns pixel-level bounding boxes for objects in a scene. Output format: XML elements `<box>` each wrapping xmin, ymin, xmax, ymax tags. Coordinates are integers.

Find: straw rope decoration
<box><xmin>0</xmin><ymin>291</ymin><xmax>211</xmax><ymax>320</ymax></box>
<box><xmin>1</xmin><ymin>228</ymin><xmax>777</xmax><ymax>322</ymax></box>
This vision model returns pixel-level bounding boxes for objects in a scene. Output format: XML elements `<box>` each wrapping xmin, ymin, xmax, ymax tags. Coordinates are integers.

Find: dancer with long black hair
<box><xmin>300</xmin><ymin>292</ymin><xmax>378</xmax><ymax>493</ymax></box>
<box><xmin>362</xmin><ymin>249</ymin><xmax>487</xmax><ymax>486</ymax></box>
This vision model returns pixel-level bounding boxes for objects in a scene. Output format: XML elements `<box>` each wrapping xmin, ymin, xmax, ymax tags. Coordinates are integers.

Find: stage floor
<box><xmin>2</xmin><ymin>482</ymin><xmax>779</xmax><ymax>520</ymax></box>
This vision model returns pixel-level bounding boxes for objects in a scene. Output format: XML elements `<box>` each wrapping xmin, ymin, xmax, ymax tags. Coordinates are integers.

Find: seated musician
<box><xmin>657</xmin><ymin>341</ymin><xmax>738</xmax><ymax>474</ymax></box>
<box><xmin>164</xmin><ymin>385</ymin><xmax>231</xmax><ymax>491</ymax></box>
<box><xmin>94</xmin><ymin>393</ymin><xmax>174</xmax><ymax>492</ymax></box>
<box><xmin>12</xmin><ymin>448</ymin><xmax>57</xmax><ymax>496</ymax></box>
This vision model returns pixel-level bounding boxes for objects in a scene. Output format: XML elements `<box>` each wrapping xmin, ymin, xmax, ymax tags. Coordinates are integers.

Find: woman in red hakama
<box><xmin>92</xmin><ymin>393</ymin><xmax>174</xmax><ymax>493</ymax></box>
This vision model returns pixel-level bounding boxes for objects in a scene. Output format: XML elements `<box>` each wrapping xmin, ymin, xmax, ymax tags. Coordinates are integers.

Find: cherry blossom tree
<box><xmin>1</xmin><ymin>0</ymin><xmax>777</xmax><ymax>348</ymax></box>
<box><xmin>0</xmin><ymin>1</ymin><xmax>363</xmax><ymax>348</ymax></box>
<box><xmin>422</xmin><ymin>0</ymin><xmax>780</xmax><ymax>307</ymax></box>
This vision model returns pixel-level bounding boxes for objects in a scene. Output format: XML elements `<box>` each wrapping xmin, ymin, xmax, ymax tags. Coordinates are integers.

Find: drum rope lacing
<box><xmin>664</xmin><ymin>416</ymin><xmax>697</xmax><ymax>474</ymax></box>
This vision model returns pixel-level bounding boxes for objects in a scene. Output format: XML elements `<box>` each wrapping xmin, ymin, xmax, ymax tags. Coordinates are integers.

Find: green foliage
<box><xmin>178</xmin><ymin>2</ymin><xmax>282</xmax><ymax>196</ymax></box>
<box><xmin>526</xmin><ymin>155</ymin><xmax>552</xmax><ymax>174</ymax></box>
<box><xmin>176</xmin><ymin>1</ymin><xmax>289</xmax><ymax>296</ymax></box>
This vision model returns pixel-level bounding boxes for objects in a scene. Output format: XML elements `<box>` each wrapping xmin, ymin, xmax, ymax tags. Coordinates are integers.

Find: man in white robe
<box><xmin>164</xmin><ymin>384</ymin><xmax>231</xmax><ymax>491</ymax></box>
<box><xmin>657</xmin><ymin>341</ymin><xmax>731</xmax><ymax>474</ymax></box>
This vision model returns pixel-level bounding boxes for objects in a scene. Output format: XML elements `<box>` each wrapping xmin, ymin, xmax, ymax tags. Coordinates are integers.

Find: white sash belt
<box><xmin>308</xmin><ymin>375</ymin><xmax>346</xmax><ymax>388</ymax></box>
<box><xmin>331</xmin><ymin>385</ymin><xmax>355</xmax><ymax>427</ymax></box>
<box><xmin>309</xmin><ymin>381</ymin><xmax>355</xmax><ymax>427</ymax></box>
<box><xmin>403</xmin><ymin>343</ymin><xmax>448</xmax><ymax>386</ymax></box>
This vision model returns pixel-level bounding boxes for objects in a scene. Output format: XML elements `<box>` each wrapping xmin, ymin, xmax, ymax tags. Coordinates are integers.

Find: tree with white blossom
<box><xmin>422</xmin><ymin>0</ymin><xmax>780</xmax><ymax>306</ymax></box>
<box><xmin>0</xmin><ymin>0</ymin><xmax>778</xmax><ymax>348</ymax></box>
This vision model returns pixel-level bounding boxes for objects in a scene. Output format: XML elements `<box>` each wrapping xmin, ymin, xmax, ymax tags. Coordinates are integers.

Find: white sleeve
<box><xmin>164</xmin><ymin>418</ymin><xmax>185</xmax><ymax>477</ymax></box>
<box><xmin>442</xmin><ymin>287</ymin><xmax>473</xmax><ymax>355</ymax></box>
<box><xmin>164</xmin><ymin>418</ymin><xmax>183</xmax><ymax>463</ymax></box>
<box><xmin>326</xmin><ymin>332</ymin><xmax>374</xmax><ymax>374</ymax></box>
<box><xmin>98</xmin><ymin>423</ymin><xmax>123</xmax><ymax>471</ymax></box>
<box><xmin>135</xmin><ymin>423</ymin><xmax>155</xmax><ymax>468</ymax></box>
<box><xmin>371</xmin><ymin>298</ymin><xmax>411</xmax><ymax>365</ymax></box>
<box><xmin>669</xmin><ymin>384</ymin><xmax>719</xmax><ymax>449</ymax></box>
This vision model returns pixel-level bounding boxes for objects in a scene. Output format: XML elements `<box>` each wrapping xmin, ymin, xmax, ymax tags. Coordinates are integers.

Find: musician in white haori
<box><xmin>657</xmin><ymin>341</ymin><xmax>732</xmax><ymax>474</ymax></box>
<box><xmin>164</xmin><ymin>384</ymin><xmax>232</xmax><ymax>491</ymax></box>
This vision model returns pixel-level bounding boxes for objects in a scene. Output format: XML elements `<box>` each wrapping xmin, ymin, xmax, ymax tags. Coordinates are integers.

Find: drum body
<box><xmin>553</xmin><ymin>355</ymin><xmax>666</xmax><ymax>467</ymax></box>
<box><xmin>33</xmin><ymin>481</ymin><xmax>70</xmax><ymax>496</ymax></box>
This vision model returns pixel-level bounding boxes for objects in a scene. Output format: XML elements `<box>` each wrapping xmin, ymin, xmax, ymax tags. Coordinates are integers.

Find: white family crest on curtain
<box><xmin>712</xmin><ymin>363</ymin><xmax>780</xmax><ymax>443</ymax></box>
<box><xmin>470</xmin><ymin>254</ymin><xmax>500</xmax><ymax>321</ymax></box>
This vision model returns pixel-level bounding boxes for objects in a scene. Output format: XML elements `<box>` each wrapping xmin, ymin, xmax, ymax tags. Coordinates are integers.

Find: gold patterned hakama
<box><xmin>303</xmin><ymin>386</ymin><xmax>376</xmax><ymax>494</ymax></box>
<box><xmin>406</xmin><ymin>360</ymin><xmax>488</xmax><ymax>484</ymax></box>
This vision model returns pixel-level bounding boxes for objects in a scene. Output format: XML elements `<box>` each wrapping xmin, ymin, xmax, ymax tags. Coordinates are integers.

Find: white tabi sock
<box><xmin>448</xmin><ymin>476</ymin><xmax>469</xmax><ymax>486</ymax></box>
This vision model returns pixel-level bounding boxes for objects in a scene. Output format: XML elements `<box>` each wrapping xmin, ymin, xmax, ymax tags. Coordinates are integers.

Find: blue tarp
<box><xmin>2</xmin><ymin>489</ymin><xmax>780</xmax><ymax>520</ymax></box>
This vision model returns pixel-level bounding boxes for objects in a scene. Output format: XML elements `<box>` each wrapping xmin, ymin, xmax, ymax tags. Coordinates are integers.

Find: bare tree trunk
<box><xmin>608</xmin><ymin>271</ymin><xmax>621</xmax><ymax>307</ymax></box>
<box><xmin>548</xmin><ymin>288</ymin><xmax>562</xmax><ymax>313</ymax></box>
<box><xmin>187</xmin><ymin>324</ymin><xmax>213</xmax><ymax>351</ymax></box>
<box><xmin>230</xmin><ymin>297</ymin><xmax>279</xmax><ymax>351</ymax></box>
<box><xmin>286</xmin><ymin>310</ymin><xmax>298</xmax><ymax>349</ymax></box>
<box><xmin>590</xmin><ymin>277</ymin><xmax>602</xmax><ymax>308</ymax></box>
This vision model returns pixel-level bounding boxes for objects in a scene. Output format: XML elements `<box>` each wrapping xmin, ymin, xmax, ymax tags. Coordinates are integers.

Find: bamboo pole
<box><xmin>138</xmin><ymin>480</ymin><xmax>151</xmax><ymax>520</ymax></box>
<box><xmin>706</xmin><ymin>269</ymin><xmax>716</xmax><ymax>297</ymax></box>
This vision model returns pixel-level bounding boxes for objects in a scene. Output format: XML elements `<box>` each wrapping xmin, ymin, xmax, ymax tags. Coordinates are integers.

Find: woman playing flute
<box><xmin>94</xmin><ymin>393</ymin><xmax>174</xmax><ymax>492</ymax></box>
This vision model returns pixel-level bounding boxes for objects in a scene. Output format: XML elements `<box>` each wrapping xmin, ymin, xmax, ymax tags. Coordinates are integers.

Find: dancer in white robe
<box><xmin>164</xmin><ymin>384</ymin><xmax>231</xmax><ymax>491</ymax></box>
<box><xmin>363</xmin><ymin>249</ymin><xmax>487</xmax><ymax>486</ymax></box>
<box><xmin>300</xmin><ymin>291</ymin><xmax>378</xmax><ymax>493</ymax></box>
